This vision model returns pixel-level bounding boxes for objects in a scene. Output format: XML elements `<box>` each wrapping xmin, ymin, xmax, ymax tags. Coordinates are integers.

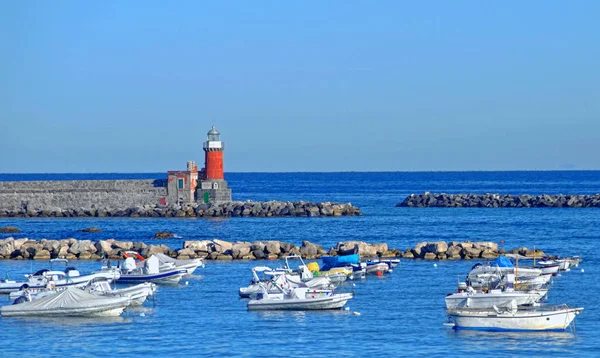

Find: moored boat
<box><xmin>113</xmin><ymin>256</ymin><xmax>188</xmax><ymax>284</ymax></box>
<box><xmin>0</xmin><ymin>259</ymin><xmax>120</xmax><ymax>294</ymax></box>
<box><xmin>247</xmin><ymin>284</ymin><xmax>353</xmax><ymax>311</ymax></box>
<box><xmin>447</xmin><ymin>304</ymin><xmax>583</xmax><ymax>332</ymax></box>
<box><xmin>1</xmin><ymin>287</ymin><xmax>131</xmax><ymax>317</ymax></box>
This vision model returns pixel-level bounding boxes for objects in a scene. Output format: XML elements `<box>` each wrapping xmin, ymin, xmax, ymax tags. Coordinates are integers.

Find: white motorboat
<box><xmin>565</xmin><ymin>256</ymin><xmax>582</xmax><ymax>268</ymax></box>
<box><xmin>446</xmin><ymin>303</ymin><xmax>583</xmax><ymax>331</ymax></box>
<box><xmin>445</xmin><ymin>286</ymin><xmax>548</xmax><ymax>310</ymax></box>
<box><xmin>123</xmin><ymin>252</ymin><xmax>204</xmax><ymax>275</ymax></box>
<box><xmin>538</xmin><ymin>258</ymin><xmax>571</xmax><ymax>271</ymax></box>
<box><xmin>1</xmin><ymin>287</ymin><xmax>131</xmax><ymax>317</ymax></box>
<box><xmin>84</xmin><ymin>278</ymin><xmax>157</xmax><ymax>305</ymax></box>
<box><xmin>239</xmin><ymin>267</ymin><xmax>334</xmax><ymax>298</ymax></box>
<box><xmin>0</xmin><ymin>259</ymin><xmax>121</xmax><ymax>294</ymax></box>
<box><xmin>112</xmin><ymin>256</ymin><xmax>188</xmax><ymax>284</ymax></box>
<box><xmin>365</xmin><ymin>262</ymin><xmax>390</xmax><ymax>275</ymax></box>
<box><xmin>247</xmin><ymin>283</ymin><xmax>353</xmax><ymax>311</ymax></box>
<box><xmin>278</xmin><ymin>255</ymin><xmax>348</xmax><ymax>284</ymax></box>
<box><xmin>469</xmin><ymin>261</ymin><xmax>543</xmax><ymax>282</ymax></box>
<box><xmin>8</xmin><ymin>281</ymin><xmax>87</xmax><ymax>301</ymax></box>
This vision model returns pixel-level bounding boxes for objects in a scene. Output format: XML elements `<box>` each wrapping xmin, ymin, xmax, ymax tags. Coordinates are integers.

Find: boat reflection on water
<box><xmin>448</xmin><ymin>329</ymin><xmax>577</xmax><ymax>353</ymax></box>
<box><xmin>8</xmin><ymin>315</ymin><xmax>131</xmax><ymax>327</ymax></box>
<box><xmin>250</xmin><ymin>309</ymin><xmax>353</xmax><ymax>321</ymax></box>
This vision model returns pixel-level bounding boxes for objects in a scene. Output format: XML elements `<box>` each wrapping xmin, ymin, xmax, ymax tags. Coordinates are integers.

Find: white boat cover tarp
<box><xmin>1</xmin><ymin>287</ymin><xmax>129</xmax><ymax>316</ymax></box>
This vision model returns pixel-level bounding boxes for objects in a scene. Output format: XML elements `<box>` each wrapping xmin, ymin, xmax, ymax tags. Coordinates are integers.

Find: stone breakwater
<box><xmin>0</xmin><ymin>201</ymin><xmax>361</xmax><ymax>218</ymax></box>
<box><xmin>0</xmin><ymin>237</ymin><xmax>551</xmax><ymax>261</ymax></box>
<box><xmin>397</xmin><ymin>192</ymin><xmax>600</xmax><ymax>208</ymax></box>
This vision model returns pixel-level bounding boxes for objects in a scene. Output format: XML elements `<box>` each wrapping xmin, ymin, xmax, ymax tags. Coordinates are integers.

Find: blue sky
<box><xmin>1</xmin><ymin>1</ymin><xmax>599</xmax><ymax>172</ymax></box>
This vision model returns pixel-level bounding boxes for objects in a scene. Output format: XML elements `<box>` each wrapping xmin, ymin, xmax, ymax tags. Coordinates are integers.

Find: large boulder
<box><xmin>336</xmin><ymin>241</ymin><xmax>378</xmax><ymax>257</ymax></box>
<box><xmin>445</xmin><ymin>245</ymin><xmax>462</xmax><ymax>259</ymax></box>
<box><xmin>154</xmin><ymin>231</ymin><xmax>175</xmax><ymax>239</ymax></box>
<box><xmin>423</xmin><ymin>241</ymin><xmax>448</xmax><ymax>255</ymax></box>
<box><xmin>300</xmin><ymin>241</ymin><xmax>319</xmax><ymax>258</ymax></box>
<box><xmin>68</xmin><ymin>240</ymin><xmax>97</xmax><ymax>255</ymax></box>
<box><xmin>265</xmin><ymin>241</ymin><xmax>281</xmax><ymax>255</ymax></box>
<box><xmin>184</xmin><ymin>240</ymin><xmax>213</xmax><ymax>252</ymax></box>
<box><xmin>141</xmin><ymin>244</ymin><xmax>169</xmax><ymax>257</ymax></box>
<box><xmin>280</xmin><ymin>242</ymin><xmax>294</xmax><ymax>254</ymax></box>
<box><xmin>176</xmin><ymin>248</ymin><xmax>197</xmax><ymax>259</ymax></box>
<box><xmin>0</xmin><ymin>241</ymin><xmax>14</xmax><ymax>257</ymax></box>
<box><xmin>480</xmin><ymin>249</ymin><xmax>498</xmax><ymax>259</ymax></box>
<box><xmin>252</xmin><ymin>248</ymin><xmax>266</xmax><ymax>259</ymax></box>
<box><xmin>231</xmin><ymin>243</ymin><xmax>252</xmax><ymax>259</ymax></box>
<box><xmin>79</xmin><ymin>227</ymin><xmax>101</xmax><ymax>233</ymax></box>
<box><xmin>12</xmin><ymin>238</ymin><xmax>29</xmax><ymax>251</ymax></box>
<box><xmin>213</xmin><ymin>239</ymin><xmax>233</xmax><ymax>254</ymax></box>
<box><xmin>112</xmin><ymin>241</ymin><xmax>133</xmax><ymax>251</ymax></box>
<box><xmin>0</xmin><ymin>226</ymin><xmax>20</xmax><ymax>233</ymax></box>
<box><xmin>33</xmin><ymin>249</ymin><xmax>51</xmax><ymax>260</ymax></box>
<box><xmin>95</xmin><ymin>240</ymin><xmax>114</xmax><ymax>255</ymax></box>
<box><xmin>412</xmin><ymin>242</ymin><xmax>428</xmax><ymax>257</ymax></box>
<box><xmin>461</xmin><ymin>247</ymin><xmax>482</xmax><ymax>259</ymax></box>
<box><xmin>423</xmin><ymin>252</ymin><xmax>437</xmax><ymax>260</ymax></box>
<box><xmin>472</xmin><ymin>242</ymin><xmax>498</xmax><ymax>252</ymax></box>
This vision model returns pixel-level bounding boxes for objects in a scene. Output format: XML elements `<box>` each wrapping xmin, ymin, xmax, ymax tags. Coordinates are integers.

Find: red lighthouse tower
<box><xmin>197</xmin><ymin>125</ymin><xmax>232</xmax><ymax>203</ymax></box>
<box><xmin>203</xmin><ymin>125</ymin><xmax>224</xmax><ymax>179</ymax></box>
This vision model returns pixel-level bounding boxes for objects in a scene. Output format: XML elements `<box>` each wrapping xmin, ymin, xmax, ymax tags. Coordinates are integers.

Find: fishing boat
<box><xmin>1</xmin><ymin>287</ymin><xmax>131</xmax><ymax>317</ymax></box>
<box><xmin>247</xmin><ymin>282</ymin><xmax>353</xmax><ymax>311</ymax></box>
<box><xmin>0</xmin><ymin>259</ymin><xmax>121</xmax><ymax>294</ymax></box>
<box><xmin>446</xmin><ymin>302</ymin><xmax>583</xmax><ymax>331</ymax></box>
<box><xmin>113</xmin><ymin>256</ymin><xmax>188</xmax><ymax>284</ymax></box>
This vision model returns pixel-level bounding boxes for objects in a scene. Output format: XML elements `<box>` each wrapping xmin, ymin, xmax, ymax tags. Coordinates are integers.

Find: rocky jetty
<box><xmin>397</xmin><ymin>192</ymin><xmax>600</xmax><ymax>208</ymax></box>
<box><xmin>0</xmin><ymin>237</ymin><xmax>552</xmax><ymax>262</ymax></box>
<box><xmin>400</xmin><ymin>241</ymin><xmax>545</xmax><ymax>260</ymax></box>
<box><xmin>0</xmin><ymin>201</ymin><xmax>362</xmax><ymax>218</ymax></box>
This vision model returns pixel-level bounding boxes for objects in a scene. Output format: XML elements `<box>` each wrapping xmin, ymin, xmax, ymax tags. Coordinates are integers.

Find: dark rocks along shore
<box><xmin>397</xmin><ymin>192</ymin><xmax>600</xmax><ymax>208</ymax></box>
<box><xmin>0</xmin><ymin>201</ymin><xmax>362</xmax><ymax>218</ymax></box>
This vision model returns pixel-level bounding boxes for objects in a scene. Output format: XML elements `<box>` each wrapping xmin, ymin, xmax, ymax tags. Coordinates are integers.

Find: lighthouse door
<box><xmin>203</xmin><ymin>192</ymin><xmax>210</xmax><ymax>203</ymax></box>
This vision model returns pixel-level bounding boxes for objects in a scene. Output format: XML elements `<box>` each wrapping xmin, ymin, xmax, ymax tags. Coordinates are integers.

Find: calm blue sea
<box><xmin>0</xmin><ymin>171</ymin><xmax>599</xmax><ymax>357</ymax></box>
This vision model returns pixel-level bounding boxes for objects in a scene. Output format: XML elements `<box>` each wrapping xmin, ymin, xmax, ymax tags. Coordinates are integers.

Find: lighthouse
<box><xmin>197</xmin><ymin>125</ymin><xmax>232</xmax><ymax>203</ymax></box>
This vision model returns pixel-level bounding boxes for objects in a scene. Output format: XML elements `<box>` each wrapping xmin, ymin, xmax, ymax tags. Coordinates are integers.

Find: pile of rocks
<box><xmin>0</xmin><ymin>201</ymin><xmax>362</xmax><ymax>218</ymax></box>
<box><xmin>400</xmin><ymin>241</ymin><xmax>546</xmax><ymax>260</ymax></box>
<box><xmin>397</xmin><ymin>192</ymin><xmax>600</xmax><ymax>208</ymax></box>
<box><xmin>0</xmin><ymin>237</ymin><xmax>550</xmax><ymax>262</ymax></box>
<box><xmin>0</xmin><ymin>238</ymin><xmax>392</xmax><ymax>261</ymax></box>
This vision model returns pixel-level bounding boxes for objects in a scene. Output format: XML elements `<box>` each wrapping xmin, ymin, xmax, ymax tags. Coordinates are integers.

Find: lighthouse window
<box><xmin>213</xmin><ymin>182</ymin><xmax>219</xmax><ymax>189</ymax></box>
<box><xmin>177</xmin><ymin>178</ymin><xmax>184</xmax><ymax>189</ymax></box>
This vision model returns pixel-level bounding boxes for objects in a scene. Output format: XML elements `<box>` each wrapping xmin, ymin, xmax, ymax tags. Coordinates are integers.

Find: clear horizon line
<box><xmin>1</xmin><ymin>169</ymin><xmax>600</xmax><ymax>175</ymax></box>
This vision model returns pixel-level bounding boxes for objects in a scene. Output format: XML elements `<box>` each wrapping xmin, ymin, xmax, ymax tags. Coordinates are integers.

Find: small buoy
<box><xmin>376</xmin><ymin>271</ymin><xmax>383</xmax><ymax>277</ymax></box>
<box><xmin>344</xmin><ymin>307</ymin><xmax>350</xmax><ymax>311</ymax></box>
<box><xmin>185</xmin><ymin>281</ymin><xmax>189</xmax><ymax>285</ymax></box>
<box><xmin>353</xmin><ymin>311</ymin><xmax>361</xmax><ymax>316</ymax></box>
<box><xmin>433</xmin><ymin>263</ymin><xmax>438</xmax><ymax>267</ymax></box>
<box><xmin>581</xmin><ymin>269</ymin><xmax>585</xmax><ymax>273</ymax></box>
<box><xmin>352</xmin><ymin>283</ymin><xmax>356</xmax><ymax>287</ymax></box>
<box><xmin>140</xmin><ymin>313</ymin><xmax>145</xmax><ymax>317</ymax></box>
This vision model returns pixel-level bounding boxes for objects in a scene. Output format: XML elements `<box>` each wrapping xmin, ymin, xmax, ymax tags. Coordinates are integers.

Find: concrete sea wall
<box><xmin>397</xmin><ymin>192</ymin><xmax>600</xmax><ymax>208</ymax></box>
<box><xmin>0</xmin><ymin>180</ymin><xmax>167</xmax><ymax>211</ymax></box>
